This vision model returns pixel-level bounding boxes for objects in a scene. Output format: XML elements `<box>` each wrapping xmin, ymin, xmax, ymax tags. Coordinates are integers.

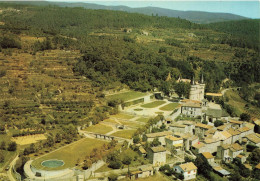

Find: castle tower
<box><xmin>189</xmin><ymin>75</ymin><xmax>205</xmax><ymax>101</ymax></box>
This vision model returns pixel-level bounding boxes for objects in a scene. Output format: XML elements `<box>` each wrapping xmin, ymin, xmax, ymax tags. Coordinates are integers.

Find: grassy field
<box><xmin>135</xmin><ymin>117</ymin><xmax>150</xmax><ymax>123</ymax></box>
<box><xmin>141</xmin><ymin>101</ymin><xmax>166</xmax><ymax>108</ymax></box>
<box><xmin>31</xmin><ymin>138</ymin><xmax>106</xmax><ymax>170</ymax></box>
<box><xmin>111</xmin><ymin>130</ymin><xmax>136</xmax><ymax>139</ymax></box>
<box><xmin>110</xmin><ymin>113</ymin><xmax>135</xmax><ymax>120</ymax></box>
<box><xmin>103</xmin><ymin>118</ymin><xmax>118</xmax><ymax>124</ymax></box>
<box><xmin>84</xmin><ymin>124</ymin><xmax>113</xmax><ymax>134</ymax></box>
<box><xmin>159</xmin><ymin>103</ymin><xmax>180</xmax><ymax>111</ymax></box>
<box><xmin>106</xmin><ymin>91</ymin><xmax>148</xmax><ymax>101</ymax></box>
<box><xmin>0</xmin><ymin>150</ymin><xmax>16</xmax><ymax>169</ymax></box>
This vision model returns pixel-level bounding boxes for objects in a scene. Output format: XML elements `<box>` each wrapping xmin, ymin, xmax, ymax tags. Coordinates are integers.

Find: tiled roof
<box><xmin>141</xmin><ymin>166</ymin><xmax>153</xmax><ymax>172</ymax></box>
<box><xmin>227</xmin><ymin>128</ymin><xmax>240</xmax><ymax>136</ymax></box>
<box><xmin>192</xmin><ymin>142</ymin><xmax>205</xmax><ymax>149</ymax></box>
<box><xmin>182</xmin><ymin>102</ymin><xmax>201</xmax><ymax>108</ymax></box>
<box><xmin>146</xmin><ymin>131</ymin><xmax>172</xmax><ymax>138</ymax></box>
<box><xmin>222</xmin><ymin>131</ymin><xmax>232</xmax><ymax>139</ymax></box>
<box><xmin>206</xmin><ymin>93</ymin><xmax>223</xmax><ymax>97</ymax></box>
<box><xmin>245</xmin><ymin>134</ymin><xmax>260</xmax><ymax>144</ymax></box>
<box><xmin>150</xmin><ymin>146</ymin><xmax>166</xmax><ymax>153</ymax></box>
<box><xmin>165</xmin><ymin>135</ymin><xmax>182</xmax><ymax>141</ymax></box>
<box><xmin>139</xmin><ymin>146</ymin><xmax>147</xmax><ymax>154</ymax></box>
<box><xmin>204</xmin><ymin>138</ymin><xmax>219</xmax><ymax>144</ymax></box>
<box><xmin>236</xmin><ymin>154</ymin><xmax>244</xmax><ymax>159</ymax></box>
<box><xmin>244</xmin><ymin>164</ymin><xmax>252</xmax><ymax>170</ymax></box>
<box><xmin>179</xmin><ymin>162</ymin><xmax>197</xmax><ymax>172</ymax></box>
<box><xmin>173</xmin><ymin>143</ymin><xmax>183</xmax><ymax>147</ymax></box>
<box><xmin>195</xmin><ymin>123</ymin><xmax>213</xmax><ymax>129</ymax></box>
<box><xmin>217</xmin><ymin>124</ymin><xmax>228</xmax><ymax>131</ymax></box>
<box><xmin>170</xmin><ymin>124</ymin><xmax>186</xmax><ymax>128</ymax></box>
<box><xmin>230</xmin><ymin>143</ymin><xmax>243</xmax><ymax>152</ymax></box>
<box><xmin>230</xmin><ymin>120</ymin><xmax>243</xmax><ymax>125</ymax></box>
<box><xmin>238</xmin><ymin>127</ymin><xmax>251</xmax><ymax>133</ymax></box>
<box><xmin>244</xmin><ymin>123</ymin><xmax>255</xmax><ymax>129</ymax></box>
<box><xmin>202</xmin><ymin>152</ymin><xmax>214</xmax><ymax>159</ymax></box>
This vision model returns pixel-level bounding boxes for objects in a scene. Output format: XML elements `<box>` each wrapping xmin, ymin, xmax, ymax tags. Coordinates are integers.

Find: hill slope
<box><xmin>5</xmin><ymin>1</ymin><xmax>249</xmax><ymax>24</ymax></box>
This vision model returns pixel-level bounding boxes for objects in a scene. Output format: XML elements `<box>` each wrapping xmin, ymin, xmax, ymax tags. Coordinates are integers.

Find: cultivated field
<box><xmin>84</xmin><ymin>124</ymin><xmax>113</xmax><ymax>134</ymax></box>
<box><xmin>11</xmin><ymin>134</ymin><xmax>47</xmax><ymax>145</ymax></box>
<box><xmin>111</xmin><ymin>130</ymin><xmax>136</xmax><ymax>139</ymax></box>
<box><xmin>106</xmin><ymin>91</ymin><xmax>148</xmax><ymax>101</ymax></box>
<box><xmin>31</xmin><ymin>138</ymin><xmax>106</xmax><ymax>170</ymax></box>
<box><xmin>141</xmin><ymin>101</ymin><xmax>166</xmax><ymax>108</ymax></box>
<box><xmin>159</xmin><ymin>103</ymin><xmax>180</xmax><ymax>111</ymax></box>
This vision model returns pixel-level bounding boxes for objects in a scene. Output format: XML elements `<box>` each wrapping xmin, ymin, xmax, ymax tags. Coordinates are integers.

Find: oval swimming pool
<box><xmin>41</xmin><ymin>160</ymin><xmax>64</xmax><ymax>168</ymax></box>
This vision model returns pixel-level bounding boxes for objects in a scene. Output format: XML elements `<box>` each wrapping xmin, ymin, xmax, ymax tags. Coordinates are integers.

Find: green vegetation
<box><xmin>32</xmin><ymin>138</ymin><xmax>106</xmax><ymax>170</ymax></box>
<box><xmin>111</xmin><ymin>130</ymin><xmax>136</xmax><ymax>139</ymax></box>
<box><xmin>141</xmin><ymin>101</ymin><xmax>166</xmax><ymax>108</ymax></box>
<box><xmin>159</xmin><ymin>103</ymin><xmax>179</xmax><ymax>111</ymax></box>
<box><xmin>84</xmin><ymin>124</ymin><xmax>113</xmax><ymax>134</ymax></box>
<box><xmin>106</xmin><ymin>91</ymin><xmax>148</xmax><ymax>102</ymax></box>
<box><xmin>110</xmin><ymin>114</ymin><xmax>134</xmax><ymax>120</ymax></box>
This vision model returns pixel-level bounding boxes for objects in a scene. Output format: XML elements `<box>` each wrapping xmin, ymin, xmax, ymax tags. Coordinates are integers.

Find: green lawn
<box><xmin>32</xmin><ymin>138</ymin><xmax>106</xmax><ymax>170</ymax></box>
<box><xmin>84</xmin><ymin>124</ymin><xmax>113</xmax><ymax>134</ymax></box>
<box><xmin>110</xmin><ymin>113</ymin><xmax>135</xmax><ymax>120</ymax></box>
<box><xmin>106</xmin><ymin>91</ymin><xmax>148</xmax><ymax>101</ymax></box>
<box><xmin>141</xmin><ymin>101</ymin><xmax>166</xmax><ymax>108</ymax></box>
<box><xmin>111</xmin><ymin>130</ymin><xmax>136</xmax><ymax>139</ymax></box>
<box><xmin>135</xmin><ymin>117</ymin><xmax>150</xmax><ymax>122</ymax></box>
<box><xmin>159</xmin><ymin>103</ymin><xmax>180</xmax><ymax>111</ymax></box>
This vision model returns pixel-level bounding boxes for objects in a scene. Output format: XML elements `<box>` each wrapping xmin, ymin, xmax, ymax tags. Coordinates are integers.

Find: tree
<box><xmin>46</xmin><ymin>136</ymin><xmax>54</xmax><ymax>147</ymax></box>
<box><xmin>55</xmin><ymin>133</ymin><xmax>62</xmax><ymax>143</ymax></box>
<box><xmin>0</xmin><ymin>141</ymin><xmax>6</xmax><ymax>150</ymax></box>
<box><xmin>194</xmin><ymin>154</ymin><xmax>212</xmax><ymax>178</ymax></box>
<box><xmin>214</xmin><ymin>120</ymin><xmax>224</xmax><ymax>127</ymax></box>
<box><xmin>108</xmin><ymin>173</ymin><xmax>118</xmax><ymax>181</ymax></box>
<box><xmin>151</xmin><ymin>137</ymin><xmax>161</xmax><ymax>147</ymax></box>
<box><xmin>0</xmin><ymin>151</ymin><xmax>4</xmax><ymax>163</ymax></box>
<box><xmin>240</xmin><ymin>113</ymin><xmax>251</xmax><ymax>122</ymax></box>
<box><xmin>133</xmin><ymin>135</ymin><xmax>140</xmax><ymax>144</ymax></box>
<box><xmin>7</xmin><ymin>141</ymin><xmax>17</xmax><ymax>151</ymax></box>
<box><xmin>247</xmin><ymin>148</ymin><xmax>260</xmax><ymax>165</ymax></box>
<box><xmin>122</xmin><ymin>155</ymin><xmax>132</xmax><ymax>175</ymax></box>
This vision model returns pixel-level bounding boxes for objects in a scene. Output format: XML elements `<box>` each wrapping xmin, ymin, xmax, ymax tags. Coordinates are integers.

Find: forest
<box><xmin>0</xmin><ymin>3</ymin><xmax>259</xmax><ymax>94</ymax></box>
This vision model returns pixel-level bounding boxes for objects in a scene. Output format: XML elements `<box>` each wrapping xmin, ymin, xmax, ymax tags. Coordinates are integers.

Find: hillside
<box><xmin>5</xmin><ymin>1</ymin><xmax>249</xmax><ymax>24</ymax></box>
<box><xmin>206</xmin><ymin>19</ymin><xmax>260</xmax><ymax>50</ymax></box>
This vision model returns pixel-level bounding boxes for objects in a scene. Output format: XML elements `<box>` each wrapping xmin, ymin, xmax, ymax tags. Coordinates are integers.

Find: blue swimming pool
<box><xmin>41</xmin><ymin>160</ymin><xmax>64</xmax><ymax>168</ymax></box>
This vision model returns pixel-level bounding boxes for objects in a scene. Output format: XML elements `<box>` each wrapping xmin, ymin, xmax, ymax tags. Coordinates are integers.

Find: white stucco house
<box><xmin>174</xmin><ymin>162</ymin><xmax>197</xmax><ymax>180</ymax></box>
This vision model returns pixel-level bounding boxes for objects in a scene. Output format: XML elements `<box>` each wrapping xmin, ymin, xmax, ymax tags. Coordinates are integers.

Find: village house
<box><xmin>229</xmin><ymin>119</ymin><xmax>243</xmax><ymax>129</ymax></box>
<box><xmin>202</xmin><ymin>137</ymin><xmax>221</xmax><ymax>153</ymax></box>
<box><xmin>182</xmin><ymin>134</ymin><xmax>199</xmax><ymax>151</ymax></box>
<box><xmin>217</xmin><ymin>143</ymin><xmax>244</xmax><ymax>162</ymax></box>
<box><xmin>238</xmin><ymin>126</ymin><xmax>254</xmax><ymax>139</ymax></box>
<box><xmin>147</xmin><ymin>146</ymin><xmax>166</xmax><ymax>166</ymax></box>
<box><xmin>243</xmin><ymin>133</ymin><xmax>260</xmax><ymax>147</ymax></box>
<box><xmin>165</xmin><ymin>135</ymin><xmax>183</xmax><ymax>151</ymax></box>
<box><xmin>205</xmin><ymin>102</ymin><xmax>223</xmax><ymax>124</ymax></box>
<box><xmin>130</xmin><ymin>167</ymin><xmax>153</xmax><ymax>180</ymax></box>
<box><xmin>181</xmin><ymin>102</ymin><xmax>202</xmax><ymax>118</ymax></box>
<box><xmin>191</xmin><ymin>141</ymin><xmax>206</xmax><ymax>154</ymax></box>
<box><xmin>216</xmin><ymin>124</ymin><xmax>231</xmax><ymax>131</ymax></box>
<box><xmin>213</xmin><ymin>131</ymin><xmax>232</xmax><ymax>145</ymax></box>
<box><xmin>138</xmin><ymin>146</ymin><xmax>147</xmax><ymax>157</ymax></box>
<box><xmin>227</xmin><ymin>128</ymin><xmax>241</xmax><ymax>143</ymax></box>
<box><xmin>212</xmin><ymin>166</ymin><xmax>230</xmax><ymax>177</ymax></box>
<box><xmin>174</xmin><ymin>162</ymin><xmax>197</xmax><ymax>181</ymax></box>
<box><xmin>236</xmin><ymin>154</ymin><xmax>247</xmax><ymax>163</ymax></box>
<box><xmin>168</xmin><ymin>124</ymin><xmax>188</xmax><ymax>133</ymax></box>
<box><xmin>144</xmin><ymin>131</ymin><xmax>172</xmax><ymax>146</ymax></box>
<box><xmin>202</xmin><ymin>152</ymin><xmax>214</xmax><ymax>164</ymax></box>
<box><xmin>195</xmin><ymin>123</ymin><xmax>213</xmax><ymax>138</ymax></box>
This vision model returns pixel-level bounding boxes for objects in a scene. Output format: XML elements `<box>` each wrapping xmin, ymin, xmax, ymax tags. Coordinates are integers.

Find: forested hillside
<box><xmin>0</xmin><ymin>3</ymin><xmax>259</xmax><ymax>94</ymax></box>
<box><xmin>207</xmin><ymin>19</ymin><xmax>260</xmax><ymax>50</ymax></box>
<box><xmin>5</xmin><ymin>1</ymin><xmax>249</xmax><ymax>24</ymax></box>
